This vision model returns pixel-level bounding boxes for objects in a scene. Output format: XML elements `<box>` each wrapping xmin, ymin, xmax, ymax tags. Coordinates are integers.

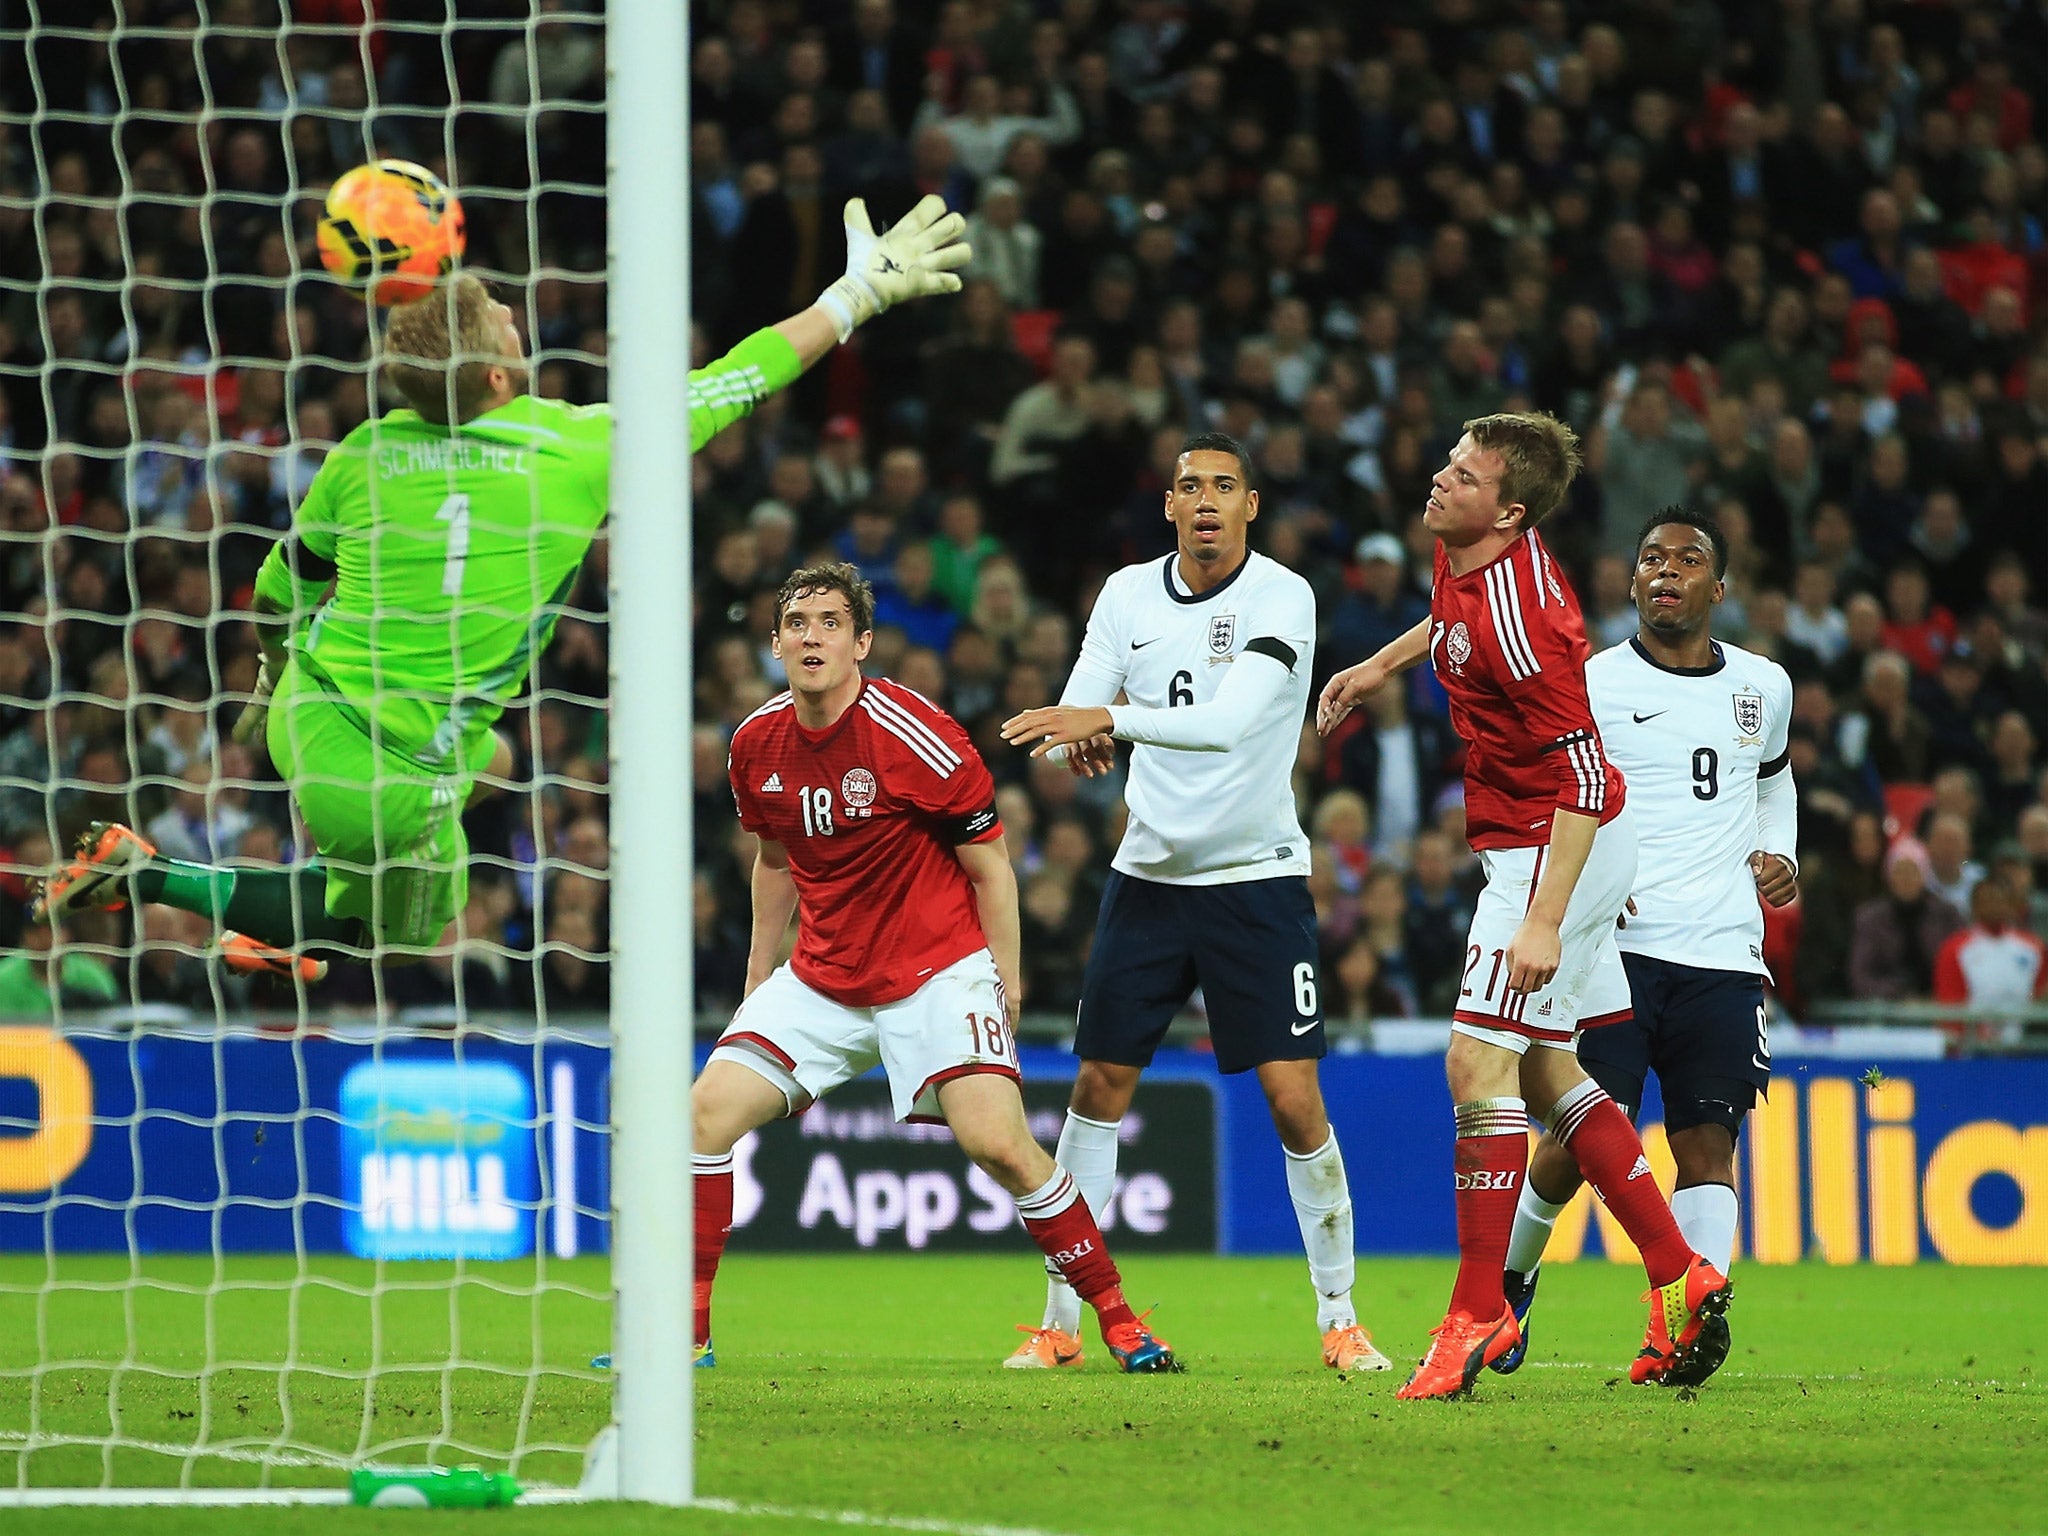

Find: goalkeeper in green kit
<box><xmin>33</xmin><ymin>197</ymin><xmax>970</xmax><ymax>981</ymax></box>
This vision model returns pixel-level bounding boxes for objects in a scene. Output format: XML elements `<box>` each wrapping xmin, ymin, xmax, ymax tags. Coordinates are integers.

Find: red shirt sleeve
<box><xmin>1932</xmin><ymin>932</ymin><xmax>1968</xmax><ymax>1004</ymax></box>
<box><xmin>875</xmin><ymin>684</ymin><xmax>1004</xmax><ymax>844</ymax></box>
<box><xmin>727</xmin><ymin>726</ymin><xmax>768</xmax><ymax>837</ymax></box>
<box><xmin>1482</xmin><ymin>546</ymin><xmax>1614</xmax><ymax>820</ymax></box>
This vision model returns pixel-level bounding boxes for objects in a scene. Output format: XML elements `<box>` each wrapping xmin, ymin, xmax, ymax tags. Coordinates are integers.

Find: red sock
<box><xmin>1016</xmin><ymin>1168</ymin><xmax>1135</xmax><ymax>1333</ymax></box>
<box><xmin>1552</xmin><ymin>1081</ymin><xmax>1691</xmax><ymax>1287</ymax></box>
<box><xmin>694</xmin><ymin>1152</ymin><xmax>735</xmax><ymax>1348</ymax></box>
<box><xmin>1448</xmin><ymin>1098</ymin><xmax>1528</xmax><ymax>1319</ymax></box>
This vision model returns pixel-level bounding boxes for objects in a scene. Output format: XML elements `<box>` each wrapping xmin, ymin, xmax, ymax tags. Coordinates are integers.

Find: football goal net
<box><xmin>0</xmin><ymin>0</ymin><xmax>692</xmax><ymax>1505</ymax></box>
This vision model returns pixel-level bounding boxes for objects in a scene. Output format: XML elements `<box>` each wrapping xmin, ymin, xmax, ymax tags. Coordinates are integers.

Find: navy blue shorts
<box><xmin>1075</xmin><ymin>871</ymin><xmax>1324</xmax><ymax>1075</ymax></box>
<box><xmin>1577</xmin><ymin>952</ymin><xmax>1770</xmax><ymax>1136</ymax></box>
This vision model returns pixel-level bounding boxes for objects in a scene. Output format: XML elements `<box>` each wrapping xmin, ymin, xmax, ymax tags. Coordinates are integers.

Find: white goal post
<box><xmin>602</xmin><ymin>0</ymin><xmax>696</xmax><ymax>1507</ymax></box>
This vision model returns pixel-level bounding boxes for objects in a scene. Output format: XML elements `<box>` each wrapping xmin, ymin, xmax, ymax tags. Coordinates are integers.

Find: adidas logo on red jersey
<box><xmin>1626</xmin><ymin>1154</ymin><xmax>1652</xmax><ymax>1181</ymax></box>
<box><xmin>760</xmin><ymin>773</ymin><xmax>783</xmax><ymax>793</ymax></box>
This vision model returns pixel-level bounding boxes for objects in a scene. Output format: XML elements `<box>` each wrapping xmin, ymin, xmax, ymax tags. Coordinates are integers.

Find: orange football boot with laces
<box><xmin>1003</xmin><ymin>1324</ymin><xmax>1085</xmax><ymax>1370</ymax></box>
<box><xmin>1102</xmin><ymin>1309</ymin><xmax>1180</xmax><ymax>1374</ymax></box>
<box><xmin>1323</xmin><ymin>1323</ymin><xmax>1393</xmax><ymax>1372</ymax></box>
<box><xmin>1631</xmin><ymin>1255</ymin><xmax>1732</xmax><ymax>1385</ymax></box>
<box><xmin>1396</xmin><ymin>1305</ymin><xmax>1520</xmax><ymax>1400</ymax></box>
<box><xmin>33</xmin><ymin>822</ymin><xmax>155</xmax><ymax>922</ymax></box>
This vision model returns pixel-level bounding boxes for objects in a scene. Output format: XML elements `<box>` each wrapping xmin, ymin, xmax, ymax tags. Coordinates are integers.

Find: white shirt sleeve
<box><xmin>1754</xmin><ymin>766</ymin><xmax>1799</xmax><ymax>870</ymax></box>
<box><xmin>1060</xmin><ymin>576</ymin><xmax>1129</xmax><ymax>709</ymax></box>
<box><xmin>1107</xmin><ymin>650</ymin><xmax>1293</xmax><ymax>752</ymax></box>
<box><xmin>1755</xmin><ymin>666</ymin><xmax>1798</xmax><ymax>870</ymax></box>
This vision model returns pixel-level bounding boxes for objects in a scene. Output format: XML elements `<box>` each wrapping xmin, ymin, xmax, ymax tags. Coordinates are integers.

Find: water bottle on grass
<box><xmin>349</xmin><ymin>1466</ymin><xmax>522</xmax><ymax>1507</ymax></box>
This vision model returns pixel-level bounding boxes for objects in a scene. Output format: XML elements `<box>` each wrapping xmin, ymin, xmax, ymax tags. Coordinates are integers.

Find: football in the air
<box><xmin>316</xmin><ymin>158</ymin><xmax>466</xmax><ymax>305</ymax></box>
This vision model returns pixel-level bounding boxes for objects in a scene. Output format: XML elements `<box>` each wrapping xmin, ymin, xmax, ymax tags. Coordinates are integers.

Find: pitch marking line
<box><xmin>690</xmin><ymin>1498</ymin><xmax>1083</xmax><ymax>1536</ymax></box>
<box><xmin>0</xmin><ymin>1437</ymin><xmax>1079</xmax><ymax>1531</ymax></box>
<box><xmin>1520</xmin><ymin>1361</ymin><xmax>2033</xmax><ymax>1387</ymax></box>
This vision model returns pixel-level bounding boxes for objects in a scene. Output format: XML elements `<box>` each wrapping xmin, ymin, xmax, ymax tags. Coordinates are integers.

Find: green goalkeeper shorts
<box><xmin>266</xmin><ymin>661</ymin><xmax>488</xmax><ymax>949</ymax></box>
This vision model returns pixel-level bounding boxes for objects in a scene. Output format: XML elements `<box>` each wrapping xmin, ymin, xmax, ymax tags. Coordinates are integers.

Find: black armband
<box><xmin>286</xmin><ymin>536</ymin><xmax>337</xmax><ymax>584</ymax></box>
<box><xmin>1760</xmin><ymin>748</ymin><xmax>1790</xmax><ymax>777</ymax></box>
<box><xmin>1244</xmin><ymin>635</ymin><xmax>1298</xmax><ymax>671</ymax></box>
<box><xmin>943</xmin><ymin>802</ymin><xmax>1002</xmax><ymax>844</ymax></box>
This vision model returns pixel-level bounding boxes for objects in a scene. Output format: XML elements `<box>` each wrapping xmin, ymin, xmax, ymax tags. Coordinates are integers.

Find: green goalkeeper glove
<box><xmin>815</xmin><ymin>194</ymin><xmax>971</xmax><ymax>342</ymax></box>
<box><xmin>231</xmin><ymin>655</ymin><xmax>276</xmax><ymax>748</ymax></box>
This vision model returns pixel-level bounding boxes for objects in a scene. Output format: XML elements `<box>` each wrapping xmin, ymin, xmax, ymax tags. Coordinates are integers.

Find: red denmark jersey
<box><xmin>728</xmin><ymin>677</ymin><xmax>1003</xmax><ymax>1006</ymax></box>
<box><xmin>1429</xmin><ymin>530</ymin><xmax>1625</xmax><ymax>851</ymax></box>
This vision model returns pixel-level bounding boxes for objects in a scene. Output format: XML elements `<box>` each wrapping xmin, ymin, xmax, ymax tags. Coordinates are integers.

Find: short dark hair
<box><xmin>775</xmin><ymin>560</ymin><xmax>875</xmax><ymax>635</ymax></box>
<box><xmin>1636</xmin><ymin>507</ymin><xmax>1728</xmax><ymax>579</ymax></box>
<box><xmin>1178</xmin><ymin>431</ymin><xmax>1256</xmax><ymax>487</ymax></box>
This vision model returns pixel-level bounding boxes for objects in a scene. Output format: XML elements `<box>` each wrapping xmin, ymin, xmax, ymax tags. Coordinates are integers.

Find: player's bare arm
<box><xmin>1001</xmin><ymin>705</ymin><xmax>1115</xmax><ymax>759</ymax></box>
<box><xmin>1063</xmin><ymin>733</ymin><xmax>1118</xmax><ymax>777</ymax></box>
<box><xmin>1316</xmin><ymin>616</ymin><xmax>1430</xmax><ymax>735</ymax></box>
<box><xmin>768</xmin><ymin>307</ymin><xmax>844</xmax><ymax>373</ymax></box>
<box><xmin>955</xmin><ymin>836</ymin><xmax>1023</xmax><ymax>1021</ymax></box>
<box><xmin>1037</xmin><ymin>694</ymin><xmax>1122</xmax><ymax>779</ymax></box>
<box><xmin>744</xmin><ymin>836</ymin><xmax>799</xmax><ymax>999</ymax></box>
<box><xmin>1505</xmin><ymin>806</ymin><xmax>1599</xmax><ymax>995</ymax></box>
<box><xmin>1016</xmin><ymin>644</ymin><xmax>1298</xmax><ymax>759</ymax></box>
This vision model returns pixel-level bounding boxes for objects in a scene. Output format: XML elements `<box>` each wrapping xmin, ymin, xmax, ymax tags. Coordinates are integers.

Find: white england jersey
<box><xmin>1586</xmin><ymin>637</ymin><xmax>1795</xmax><ymax>976</ymax></box>
<box><xmin>1063</xmin><ymin>551</ymin><xmax>1315</xmax><ymax>885</ymax></box>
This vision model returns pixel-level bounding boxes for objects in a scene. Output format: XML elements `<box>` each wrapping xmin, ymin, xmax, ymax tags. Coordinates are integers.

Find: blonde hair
<box><xmin>1463</xmin><ymin>411</ymin><xmax>1584</xmax><ymax>530</ymax></box>
<box><xmin>382</xmin><ymin>274</ymin><xmax>509</xmax><ymax>425</ymax></box>
<box><xmin>1311</xmin><ymin>788</ymin><xmax>1371</xmax><ymax>844</ymax></box>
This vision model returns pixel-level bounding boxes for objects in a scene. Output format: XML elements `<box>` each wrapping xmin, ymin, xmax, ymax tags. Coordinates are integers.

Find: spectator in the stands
<box><xmin>1932</xmin><ymin>876</ymin><xmax>2046</xmax><ymax>1047</ymax></box>
<box><xmin>1924</xmin><ymin>811</ymin><xmax>1987</xmax><ymax>916</ymax></box>
<box><xmin>1855</xmin><ymin>650</ymin><xmax>1933</xmax><ymax>785</ymax></box>
<box><xmin>0</xmin><ymin>911</ymin><xmax>120</xmax><ymax>1018</ymax></box>
<box><xmin>1326</xmin><ymin>533</ymin><xmax>1428</xmax><ymax>683</ymax></box>
<box><xmin>16</xmin><ymin>0</ymin><xmax>2048</xmax><ymax>1029</ymax></box>
<box><xmin>1849</xmin><ymin>841</ymin><xmax>1963</xmax><ymax>1002</ymax></box>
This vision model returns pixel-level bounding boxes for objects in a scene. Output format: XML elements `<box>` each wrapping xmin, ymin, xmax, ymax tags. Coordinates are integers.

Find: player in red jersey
<box><xmin>1318</xmin><ymin>414</ymin><xmax>1728</xmax><ymax>1398</ymax></box>
<box><xmin>693</xmin><ymin>562</ymin><xmax>1176</xmax><ymax>1372</ymax></box>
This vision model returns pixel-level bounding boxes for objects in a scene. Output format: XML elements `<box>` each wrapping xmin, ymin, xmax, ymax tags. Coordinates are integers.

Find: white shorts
<box><xmin>708</xmin><ymin>948</ymin><xmax>1019</xmax><ymax>1124</ymax></box>
<box><xmin>1451</xmin><ymin>804</ymin><xmax>1638</xmax><ymax>1055</ymax></box>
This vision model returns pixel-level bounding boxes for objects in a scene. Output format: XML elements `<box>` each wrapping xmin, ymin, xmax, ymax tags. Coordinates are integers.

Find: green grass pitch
<box><xmin>1</xmin><ymin>1254</ymin><xmax>2042</xmax><ymax>1535</ymax></box>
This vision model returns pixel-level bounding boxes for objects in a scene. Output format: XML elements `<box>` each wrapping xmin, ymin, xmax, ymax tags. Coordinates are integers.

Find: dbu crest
<box><xmin>1446</xmin><ymin>621</ymin><xmax>1472</xmax><ymax>669</ymax></box>
<box><xmin>1208</xmin><ymin>614</ymin><xmax>1236</xmax><ymax>654</ymax></box>
<box><xmin>1732</xmin><ymin>689</ymin><xmax>1764</xmax><ymax>741</ymax></box>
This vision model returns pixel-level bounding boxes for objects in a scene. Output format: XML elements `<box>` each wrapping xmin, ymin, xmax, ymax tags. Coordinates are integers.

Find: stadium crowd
<box><xmin>1</xmin><ymin>0</ymin><xmax>2046</xmax><ymax>1039</ymax></box>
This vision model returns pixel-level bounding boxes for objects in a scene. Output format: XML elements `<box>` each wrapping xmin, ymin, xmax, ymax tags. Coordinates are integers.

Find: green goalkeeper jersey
<box><xmin>252</xmin><ymin>328</ymin><xmax>802</xmax><ymax>775</ymax></box>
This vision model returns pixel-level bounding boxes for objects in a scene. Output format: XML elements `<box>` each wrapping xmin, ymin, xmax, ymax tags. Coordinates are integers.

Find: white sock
<box><xmin>1672</xmin><ymin>1183</ymin><xmax>1738</xmax><ymax>1273</ymax></box>
<box><xmin>1285</xmin><ymin>1131</ymin><xmax>1356</xmax><ymax>1332</ymax></box>
<box><xmin>1042</xmin><ymin>1112</ymin><xmax>1119</xmax><ymax>1333</ymax></box>
<box><xmin>1504</xmin><ymin>1179</ymin><xmax>1569</xmax><ymax>1278</ymax></box>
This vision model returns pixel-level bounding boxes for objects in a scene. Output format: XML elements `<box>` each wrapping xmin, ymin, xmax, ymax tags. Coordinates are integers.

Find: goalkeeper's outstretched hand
<box><xmin>816</xmin><ymin>194</ymin><xmax>971</xmax><ymax>341</ymax></box>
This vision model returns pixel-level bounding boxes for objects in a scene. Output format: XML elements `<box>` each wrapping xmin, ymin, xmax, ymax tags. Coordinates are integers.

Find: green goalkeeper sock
<box><xmin>134</xmin><ymin>860</ymin><xmax>235</xmax><ymax>922</ymax></box>
<box><xmin>138</xmin><ymin>861</ymin><xmax>361</xmax><ymax>948</ymax></box>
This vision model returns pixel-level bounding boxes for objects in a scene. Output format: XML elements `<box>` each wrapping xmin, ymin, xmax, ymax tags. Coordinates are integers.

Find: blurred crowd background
<box><xmin>1</xmin><ymin>0</ymin><xmax>2046</xmax><ymax>1043</ymax></box>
